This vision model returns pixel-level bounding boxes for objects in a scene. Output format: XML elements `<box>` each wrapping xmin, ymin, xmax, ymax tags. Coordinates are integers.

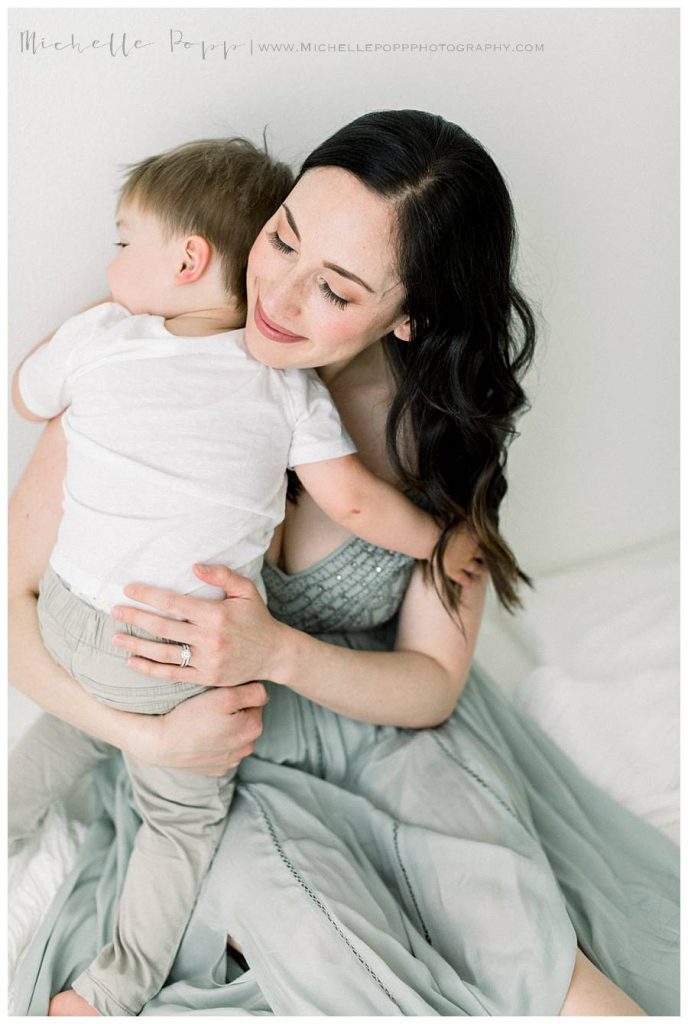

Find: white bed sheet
<box><xmin>477</xmin><ymin>531</ymin><xmax>679</xmax><ymax>841</ymax></box>
<box><xmin>9</xmin><ymin>533</ymin><xmax>680</xmax><ymax>997</ymax></box>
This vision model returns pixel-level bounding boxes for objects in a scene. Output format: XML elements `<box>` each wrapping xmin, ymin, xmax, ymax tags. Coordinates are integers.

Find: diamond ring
<box><xmin>179</xmin><ymin>643</ymin><xmax>192</xmax><ymax>669</ymax></box>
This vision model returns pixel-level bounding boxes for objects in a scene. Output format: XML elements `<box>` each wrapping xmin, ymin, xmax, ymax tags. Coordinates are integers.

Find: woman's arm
<box><xmin>279</xmin><ymin>565</ymin><xmax>487</xmax><ymax>727</ymax></box>
<box><xmin>113</xmin><ymin>560</ymin><xmax>488</xmax><ymax>730</ymax></box>
<box><xmin>9</xmin><ymin>420</ymin><xmax>138</xmax><ymax>746</ymax></box>
<box><xmin>8</xmin><ymin>419</ymin><xmax>266</xmax><ymax>774</ymax></box>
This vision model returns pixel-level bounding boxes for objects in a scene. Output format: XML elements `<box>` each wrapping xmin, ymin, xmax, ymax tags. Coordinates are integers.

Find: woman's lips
<box><xmin>254</xmin><ymin>298</ymin><xmax>307</xmax><ymax>343</ymax></box>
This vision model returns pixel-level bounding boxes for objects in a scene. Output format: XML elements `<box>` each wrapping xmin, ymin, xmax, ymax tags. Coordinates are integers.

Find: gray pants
<box><xmin>9</xmin><ymin>565</ymin><xmax>236</xmax><ymax>1015</ymax></box>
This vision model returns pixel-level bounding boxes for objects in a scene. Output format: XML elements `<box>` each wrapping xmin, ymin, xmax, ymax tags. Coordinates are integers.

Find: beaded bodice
<box><xmin>262</xmin><ymin>537</ymin><xmax>415</xmax><ymax>644</ymax></box>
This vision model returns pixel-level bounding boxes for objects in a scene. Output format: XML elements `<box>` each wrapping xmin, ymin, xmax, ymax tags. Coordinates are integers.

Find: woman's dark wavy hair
<box><xmin>298</xmin><ymin>109</ymin><xmax>536</xmax><ymax>617</ymax></box>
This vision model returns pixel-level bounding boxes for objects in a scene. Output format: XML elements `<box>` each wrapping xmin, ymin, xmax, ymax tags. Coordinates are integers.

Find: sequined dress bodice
<box><xmin>262</xmin><ymin>536</ymin><xmax>415</xmax><ymax>647</ymax></box>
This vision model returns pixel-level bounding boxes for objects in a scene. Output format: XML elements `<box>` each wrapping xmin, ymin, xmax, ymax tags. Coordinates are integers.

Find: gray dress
<box><xmin>12</xmin><ymin>539</ymin><xmax>679</xmax><ymax>1015</ymax></box>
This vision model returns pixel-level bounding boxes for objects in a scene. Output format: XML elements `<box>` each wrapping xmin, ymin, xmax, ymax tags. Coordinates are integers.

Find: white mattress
<box><xmin>8</xmin><ymin>533</ymin><xmax>680</xmax><ymax>998</ymax></box>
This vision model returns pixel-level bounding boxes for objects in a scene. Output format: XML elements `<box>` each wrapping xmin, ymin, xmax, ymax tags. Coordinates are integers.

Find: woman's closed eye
<box><xmin>267</xmin><ymin>230</ymin><xmax>350</xmax><ymax>309</ymax></box>
<box><xmin>267</xmin><ymin>230</ymin><xmax>294</xmax><ymax>256</ymax></box>
<box><xmin>114</xmin><ymin>242</ymin><xmax>129</xmax><ymax>248</ymax></box>
<box><xmin>318</xmin><ymin>279</ymin><xmax>349</xmax><ymax>309</ymax></box>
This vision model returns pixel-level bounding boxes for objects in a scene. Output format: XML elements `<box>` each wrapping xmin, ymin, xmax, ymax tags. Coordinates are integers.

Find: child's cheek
<box><xmin>106</xmin><ymin>263</ymin><xmax>117</xmax><ymax>296</ymax></box>
<box><xmin>106</xmin><ymin>261</ymin><xmax>134</xmax><ymax>312</ymax></box>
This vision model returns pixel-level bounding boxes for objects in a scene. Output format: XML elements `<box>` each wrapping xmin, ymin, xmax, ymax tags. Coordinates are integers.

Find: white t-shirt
<box><xmin>19</xmin><ymin>302</ymin><xmax>356</xmax><ymax>612</ymax></box>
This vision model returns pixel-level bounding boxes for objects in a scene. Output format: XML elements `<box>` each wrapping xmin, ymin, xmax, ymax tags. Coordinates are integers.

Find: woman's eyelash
<box><xmin>319</xmin><ymin>281</ymin><xmax>349</xmax><ymax>309</ymax></box>
<box><xmin>267</xmin><ymin>231</ymin><xmax>294</xmax><ymax>255</ymax></box>
<box><xmin>267</xmin><ymin>230</ymin><xmax>348</xmax><ymax>309</ymax></box>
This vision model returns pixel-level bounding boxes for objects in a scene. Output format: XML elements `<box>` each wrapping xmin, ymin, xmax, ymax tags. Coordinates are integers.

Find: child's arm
<box><xmin>295</xmin><ymin>454</ymin><xmax>486</xmax><ymax>584</ymax></box>
<box><xmin>295</xmin><ymin>453</ymin><xmax>440</xmax><ymax>560</ymax></box>
<box><xmin>12</xmin><ymin>326</ymin><xmax>60</xmax><ymax>421</ymax></box>
<box><xmin>12</xmin><ymin>295</ymin><xmax>113</xmax><ymax>422</ymax></box>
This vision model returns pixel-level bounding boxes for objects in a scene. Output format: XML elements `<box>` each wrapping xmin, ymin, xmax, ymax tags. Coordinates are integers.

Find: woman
<box><xmin>10</xmin><ymin>110</ymin><xmax>678</xmax><ymax>1015</ymax></box>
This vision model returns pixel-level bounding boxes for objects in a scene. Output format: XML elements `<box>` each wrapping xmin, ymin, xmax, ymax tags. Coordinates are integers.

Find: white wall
<box><xmin>8</xmin><ymin>6</ymin><xmax>679</xmax><ymax>576</ymax></box>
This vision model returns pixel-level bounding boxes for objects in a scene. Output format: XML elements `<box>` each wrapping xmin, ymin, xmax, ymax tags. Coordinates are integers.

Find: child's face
<box><xmin>107</xmin><ymin>202</ymin><xmax>185</xmax><ymax>316</ymax></box>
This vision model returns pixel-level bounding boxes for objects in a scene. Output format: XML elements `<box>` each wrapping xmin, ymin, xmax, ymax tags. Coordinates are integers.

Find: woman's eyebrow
<box><xmin>282</xmin><ymin>204</ymin><xmax>300</xmax><ymax>240</ymax></box>
<box><xmin>282</xmin><ymin>204</ymin><xmax>375</xmax><ymax>294</ymax></box>
<box><xmin>323</xmin><ymin>261</ymin><xmax>374</xmax><ymax>293</ymax></box>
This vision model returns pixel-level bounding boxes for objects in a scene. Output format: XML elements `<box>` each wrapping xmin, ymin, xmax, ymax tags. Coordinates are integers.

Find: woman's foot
<box><xmin>48</xmin><ymin>989</ymin><xmax>100</xmax><ymax>1016</ymax></box>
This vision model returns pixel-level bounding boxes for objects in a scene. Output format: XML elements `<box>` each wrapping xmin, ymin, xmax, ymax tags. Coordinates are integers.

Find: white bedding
<box><xmin>8</xmin><ymin>810</ymin><xmax>87</xmax><ymax>986</ymax></box>
<box><xmin>9</xmin><ymin>533</ymin><xmax>680</xmax><ymax>996</ymax></box>
<box><xmin>477</xmin><ymin>531</ymin><xmax>680</xmax><ymax>841</ymax></box>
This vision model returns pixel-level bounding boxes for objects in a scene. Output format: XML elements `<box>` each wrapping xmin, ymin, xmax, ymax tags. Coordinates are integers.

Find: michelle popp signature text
<box><xmin>18</xmin><ymin>30</ymin><xmax>246</xmax><ymax>60</ymax></box>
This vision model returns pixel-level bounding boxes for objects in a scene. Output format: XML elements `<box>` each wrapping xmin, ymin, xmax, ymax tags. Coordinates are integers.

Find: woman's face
<box><xmin>244</xmin><ymin>167</ymin><xmax>410</xmax><ymax>370</ymax></box>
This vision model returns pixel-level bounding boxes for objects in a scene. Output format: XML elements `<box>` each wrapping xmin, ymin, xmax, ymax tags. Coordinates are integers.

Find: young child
<box><xmin>11</xmin><ymin>138</ymin><xmax>482</xmax><ymax>1016</ymax></box>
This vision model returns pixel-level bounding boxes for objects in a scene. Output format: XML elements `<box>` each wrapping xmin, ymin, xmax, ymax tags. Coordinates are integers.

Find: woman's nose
<box><xmin>265</xmin><ymin>265</ymin><xmax>305</xmax><ymax>321</ymax></box>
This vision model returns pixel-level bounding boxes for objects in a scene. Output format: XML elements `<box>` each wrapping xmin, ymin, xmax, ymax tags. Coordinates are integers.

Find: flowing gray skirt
<box><xmin>12</xmin><ymin>662</ymin><xmax>679</xmax><ymax>1015</ymax></box>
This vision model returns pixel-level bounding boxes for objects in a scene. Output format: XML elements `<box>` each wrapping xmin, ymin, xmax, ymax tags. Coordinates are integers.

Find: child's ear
<box><xmin>392</xmin><ymin>318</ymin><xmax>412</xmax><ymax>342</ymax></box>
<box><xmin>176</xmin><ymin>236</ymin><xmax>211</xmax><ymax>284</ymax></box>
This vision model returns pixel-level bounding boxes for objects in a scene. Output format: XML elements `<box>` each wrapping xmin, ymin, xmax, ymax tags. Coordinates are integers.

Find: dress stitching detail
<box><xmin>243</xmin><ymin>785</ymin><xmax>402</xmax><ymax>1012</ymax></box>
<box><xmin>392</xmin><ymin>821</ymin><xmax>432</xmax><ymax>946</ymax></box>
<box><xmin>431</xmin><ymin>733</ymin><xmax>520</xmax><ymax>822</ymax></box>
<box><xmin>82</xmin><ymin>969</ymin><xmax>137</xmax><ymax>1016</ymax></box>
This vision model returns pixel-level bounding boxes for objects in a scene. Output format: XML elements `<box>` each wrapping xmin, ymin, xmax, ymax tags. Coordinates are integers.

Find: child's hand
<box><xmin>442</xmin><ymin>523</ymin><xmax>486</xmax><ymax>587</ymax></box>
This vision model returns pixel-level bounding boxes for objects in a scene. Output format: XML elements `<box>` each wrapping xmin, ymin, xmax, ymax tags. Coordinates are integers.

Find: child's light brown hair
<box><xmin>118</xmin><ymin>137</ymin><xmax>294</xmax><ymax>310</ymax></box>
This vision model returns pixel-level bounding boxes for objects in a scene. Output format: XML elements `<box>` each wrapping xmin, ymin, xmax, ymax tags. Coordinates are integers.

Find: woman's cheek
<box><xmin>314</xmin><ymin>315</ymin><xmax>365</xmax><ymax>362</ymax></box>
<box><xmin>246</xmin><ymin>236</ymin><xmax>271</xmax><ymax>285</ymax></box>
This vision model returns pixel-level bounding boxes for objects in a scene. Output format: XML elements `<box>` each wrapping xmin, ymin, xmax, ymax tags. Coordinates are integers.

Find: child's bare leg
<box><xmin>48</xmin><ymin>990</ymin><xmax>99</xmax><ymax>1016</ymax></box>
<box><xmin>560</xmin><ymin>948</ymin><xmax>646</xmax><ymax>1015</ymax></box>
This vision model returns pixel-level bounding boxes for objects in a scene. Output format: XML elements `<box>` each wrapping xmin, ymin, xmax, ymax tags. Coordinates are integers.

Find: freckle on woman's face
<box><xmin>244</xmin><ymin>167</ymin><xmax>407</xmax><ymax>370</ymax></box>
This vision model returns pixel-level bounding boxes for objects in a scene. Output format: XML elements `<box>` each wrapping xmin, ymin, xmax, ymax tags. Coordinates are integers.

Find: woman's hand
<box><xmin>110</xmin><ymin>564</ymin><xmax>292</xmax><ymax>689</ymax></box>
<box><xmin>130</xmin><ymin>683</ymin><xmax>269</xmax><ymax>777</ymax></box>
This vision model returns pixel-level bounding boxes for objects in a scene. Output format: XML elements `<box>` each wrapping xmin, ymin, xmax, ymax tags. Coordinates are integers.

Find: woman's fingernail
<box><xmin>111</xmin><ymin>608</ymin><xmax>123</xmax><ymax>619</ymax></box>
<box><xmin>195</xmin><ymin>564</ymin><xmax>211</xmax><ymax>572</ymax></box>
<box><xmin>111</xmin><ymin>635</ymin><xmax>124</xmax><ymax>645</ymax></box>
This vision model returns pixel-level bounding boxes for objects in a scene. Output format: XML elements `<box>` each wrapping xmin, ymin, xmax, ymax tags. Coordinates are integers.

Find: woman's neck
<box><xmin>317</xmin><ymin>340</ymin><xmax>388</xmax><ymax>392</ymax></box>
